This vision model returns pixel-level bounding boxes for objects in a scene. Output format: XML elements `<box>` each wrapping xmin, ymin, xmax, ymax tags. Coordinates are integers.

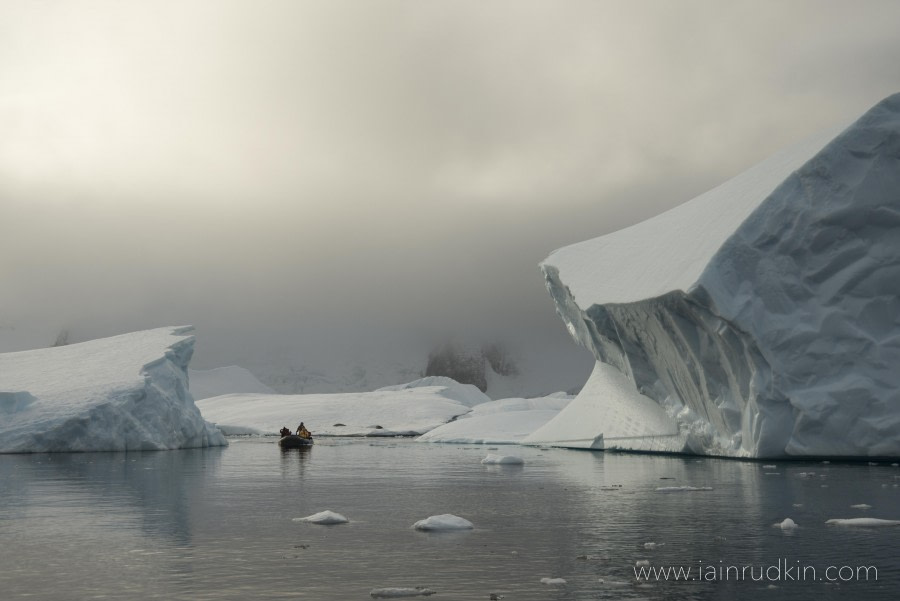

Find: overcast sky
<box><xmin>2</xmin><ymin>1</ymin><xmax>899</xmax><ymax>379</ymax></box>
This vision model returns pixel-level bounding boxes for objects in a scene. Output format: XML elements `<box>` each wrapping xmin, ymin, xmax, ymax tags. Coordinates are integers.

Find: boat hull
<box><xmin>279</xmin><ymin>435</ymin><xmax>313</xmax><ymax>448</ymax></box>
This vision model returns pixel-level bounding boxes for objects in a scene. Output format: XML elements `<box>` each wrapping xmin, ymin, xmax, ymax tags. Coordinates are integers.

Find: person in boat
<box><xmin>296</xmin><ymin>422</ymin><xmax>312</xmax><ymax>439</ymax></box>
<box><xmin>279</xmin><ymin>426</ymin><xmax>291</xmax><ymax>437</ymax></box>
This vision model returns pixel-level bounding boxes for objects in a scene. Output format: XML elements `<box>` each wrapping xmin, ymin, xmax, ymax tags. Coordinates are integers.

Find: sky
<box><xmin>2</xmin><ymin>1</ymin><xmax>900</xmax><ymax>388</ymax></box>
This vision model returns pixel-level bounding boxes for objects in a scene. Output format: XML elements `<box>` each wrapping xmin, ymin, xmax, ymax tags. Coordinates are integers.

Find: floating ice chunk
<box><xmin>540</xmin><ymin>578</ymin><xmax>567</xmax><ymax>585</ymax></box>
<box><xmin>792</xmin><ymin>504</ymin><xmax>804</xmax><ymax>508</ymax></box>
<box><xmin>869</xmin><ymin>462</ymin><xmax>879</xmax><ymax>466</ymax></box>
<box><xmin>370</xmin><ymin>587</ymin><xmax>436</xmax><ymax>598</ymax></box>
<box><xmin>643</xmin><ymin>542</ymin><xmax>664</xmax><ymax>549</ymax></box>
<box><xmin>850</xmin><ymin>504</ymin><xmax>872</xmax><ymax>510</ymax></box>
<box><xmin>293</xmin><ymin>510</ymin><xmax>349</xmax><ymax>525</ymax></box>
<box><xmin>481</xmin><ymin>454</ymin><xmax>524</xmax><ymax>465</ymax></box>
<box><xmin>775</xmin><ymin>518</ymin><xmax>799</xmax><ymax>530</ymax></box>
<box><xmin>765</xmin><ymin>473</ymin><xmax>781</xmax><ymax>476</ymax></box>
<box><xmin>635</xmin><ymin>560</ymin><xmax>650</xmax><ymax>567</ymax></box>
<box><xmin>412</xmin><ymin>514</ymin><xmax>474</xmax><ymax>531</ymax></box>
<box><xmin>656</xmin><ymin>486</ymin><xmax>713</xmax><ymax>492</ymax></box>
<box><xmin>762</xmin><ymin>465</ymin><xmax>777</xmax><ymax>469</ymax></box>
<box><xmin>826</xmin><ymin>518</ymin><xmax>900</xmax><ymax>527</ymax></box>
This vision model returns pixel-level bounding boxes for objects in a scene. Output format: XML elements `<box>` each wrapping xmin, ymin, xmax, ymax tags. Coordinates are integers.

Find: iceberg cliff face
<box><xmin>526</xmin><ymin>94</ymin><xmax>900</xmax><ymax>458</ymax></box>
<box><xmin>0</xmin><ymin>326</ymin><xmax>227</xmax><ymax>453</ymax></box>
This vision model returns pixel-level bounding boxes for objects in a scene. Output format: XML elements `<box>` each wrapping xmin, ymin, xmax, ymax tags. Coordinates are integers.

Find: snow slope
<box><xmin>527</xmin><ymin>93</ymin><xmax>900</xmax><ymax>458</ymax></box>
<box><xmin>0</xmin><ymin>327</ymin><xmax>226</xmax><ymax>453</ymax></box>
<box><xmin>188</xmin><ymin>366</ymin><xmax>274</xmax><ymax>400</ymax></box>
<box><xmin>417</xmin><ymin>393</ymin><xmax>573</xmax><ymax>444</ymax></box>
<box><xmin>196</xmin><ymin>377</ymin><xmax>481</xmax><ymax>436</ymax></box>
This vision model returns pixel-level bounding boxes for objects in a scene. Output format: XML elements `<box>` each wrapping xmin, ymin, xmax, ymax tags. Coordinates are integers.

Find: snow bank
<box><xmin>188</xmin><ymin>366</ymin><xmax>274</xmax><ymax>400</ymax></box>
<box><xmin>0</xmin><ymin>327</ymin><xmax>226</xmax><ymax>453</ymax></box>
<box><xmin>196</xmin><ymin>379</ymin><xmax>479</xmax><ymax>436</ymax></box>
<box><xmin>376</xmin><ymin>376</ymin><xmax>490</xmax><ymax>407</ymax></box>
<box><xmin>528</xmin><ymin>93</ymin><xmax>900</xmax><ymax>458</ymax></box>
<box><xmin>417</xmin><ymin>394</ymin><xmax>572</xmax><ymax>444</ymax></box>
<box><xmin>412</xmin><ymin>514</ymin><xmax>474</xmax><ymax>531</ymax></box>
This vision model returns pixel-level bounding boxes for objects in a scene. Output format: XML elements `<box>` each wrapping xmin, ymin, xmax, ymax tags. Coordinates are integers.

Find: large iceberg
<box><xmin>0</xmin><ymin>326</ymin><xmax>226</xmax><ymax>453</ymax></box>
<box><xmin>526</xmin><ymin>94</ymin><xmax>900</xmax><ymax>458</ymax></box>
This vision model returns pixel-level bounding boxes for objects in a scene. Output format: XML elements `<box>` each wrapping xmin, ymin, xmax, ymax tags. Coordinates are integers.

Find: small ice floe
<box><xmin>293</xmin><ymin>510</ymin><xmax>349</xmax><ymax>525</ymax></box>
<box><xmin>540</xmin><ymin>577</ymin><xmax>567</xmax><ymax>586</ymax></box>
<box><xmin>797</xmin><ymin>472</ymin><xmax>814</xmax><ymax>478</ymax></box>
<box><xmin>826</xmin><ymin>518</ymin><xmax>900</xmax><ymax>527</ymax></box>
<box><xmin>481</xmin><ymin>454</ymin><xmax>524</xmax><ymax>465</ymax></box>
<box><xmin>635</xmin><ymin>560</ymin><xmax>650</xmax><ymax>567</ymax></box>
<box><xmin>892</xmin><ymin>463</ymin><xmax>899</xmax><ymax>467</ymax></box>
<box><xmin>413</xmin><ymin>514</ymin><xmax>474</xmax><ymax>531</ymax></box>
<box><xmin>576</xmin><ymin>553</ymin><xmax>609</xmax><ymax>561</ymax></box>
<box><xmin>822</xmin><ymin>460</ymin><xmax>830</xmax><ymax>464</ymax></box>
<box><xmin>869</xmin><ymin>462</ymin><xmax>879</xmax><ymax>466</ymax></box>
<box><xmin>369</xmin><ymin>587</ymin><xmax>436</xmax><ymax>598</ymax></box>
<box><xmin>774</xmin><ymin>518</ymin><xmax>799</xmax><ymax>530</ymax></box>
<box><xmin>655</xmin><ymin>486</ymin><xmax>713</xmax><ymax>492</ymax></box>
<box><xmin>792</xmin><ymin>503</ymin><xmax>804</xmax><ymax>508</ymax></box>
<box><xmin>821</xmin><ymin>484</ymin><xmax>829</xmax><ymax>488</ymax></box>
<box><xmin>643</xmin><ymin>542</ymin><xmax>664</xmax><ymax>550</ymax></box>
<box><xmin>762</xmin><ymin>464</ymin><xmax>777</xmax><ymax>469</ymax></box>
<box><xmin>851</xmin><ymin>504</ymin><xmax>872</xmax><ymax>510</ymax></box>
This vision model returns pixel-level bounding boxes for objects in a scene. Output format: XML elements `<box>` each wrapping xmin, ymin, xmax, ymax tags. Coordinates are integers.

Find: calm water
<box><xmin>1</xmin><ymin>438</ymin><xmax>899</xmax><ymax>600</ymax></box>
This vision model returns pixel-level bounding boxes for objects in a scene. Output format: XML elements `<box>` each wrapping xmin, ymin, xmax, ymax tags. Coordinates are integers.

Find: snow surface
<box><xmin>196</xmin><ymin>377</ymin><xmax>479</xmax><ymax>436</ymax></box>
<box><xmin>293</xmin><ymin>510</ymin><xmax>349</xmax><ymax>525</ymax></box>
<box><xmin>529</xmin><ymin>93</ymin><xmax>900</xmax><ymax>458</ymax></box>
<box><xmin>417</xmin><ymin>393</ymin><xmax>572</xmax><ymax>444</ymax></box>
<box><xmin>188</xmin><ymin>366</ymin><xmax>274</xmax><ymax>400</ymax></box>
<box><xmin>412</xmin><ymin>514</ymin><xmax>474</xmax><ymax>531</ymax></box>
<box><xmin>0</xmin><ymin>327</ymin><xmax>226</xmax><ymax>453</ymax></box>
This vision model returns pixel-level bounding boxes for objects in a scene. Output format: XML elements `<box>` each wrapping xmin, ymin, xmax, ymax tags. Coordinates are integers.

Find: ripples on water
<box><xmin>1</xmin><ymin>439</ymin><xmax>898</xmax><ymax>600</ymax></box>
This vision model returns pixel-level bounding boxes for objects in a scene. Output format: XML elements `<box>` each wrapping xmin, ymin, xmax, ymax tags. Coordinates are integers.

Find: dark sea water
<box><xmin>1</xmin><ymin>438</ymin><xmax>899</xmax><ymax>600</ymax></box>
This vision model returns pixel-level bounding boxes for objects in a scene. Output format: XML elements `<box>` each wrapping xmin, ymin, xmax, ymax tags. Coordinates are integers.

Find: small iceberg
<box><xmin>293</xmin><ymin>510</ymin><xmax>349</xmax><ymax>525</ymax></box>
<box><xmin>370</xmin><ymin>587</ymin><xmax>436</xmax><ymax>598</ymax></box>
<box><xmin>481</xmin><ymin>454</ymin><xmax>524</xmax><ymax>465</ymax></box>
<box><xmin>540</xmin><ymin>578</ymin><xmax>567</xmax><ymax>585</ymax></box>
<box><xmin>655</xmin><ymin>486</ymin><xmax>713</xmax><ymax>492</ymax></box>
<box><xmin>774</xmin><ymin>518</ymin><xmax>799</xmax><ymax>530</ymax></box>
<box><xmin>413</xmin><ymin>514</ymin><xmax>474</xmax><ymax>531</ymax></box>
<box><xmin>826</xmin><ymin>518</ymin><xmax>900</xmax><ymax>527</ymax></box>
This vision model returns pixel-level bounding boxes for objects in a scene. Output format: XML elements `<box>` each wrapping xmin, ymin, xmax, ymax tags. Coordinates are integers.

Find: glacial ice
<box><xmin>412</xmin><ymin>514</ymin><xmax>474</xmax><ymax>531</ymax></box>
<box><xmin>417</xmin><ymin>393</ymin><xmax>572</xmax><ymax>444</ymax></box>
<box><xmin>0</xmin><ymin>327</ymin><xmax>226</xmax><ymax>453</ymax></box>
<box><xmin>196</xmin><ymin>377</ymin><xmax>481</xmax><ymax>436</ymax></box>
<box><xmin>526</xmin><ymin>93</ymin><xmax>900</xmax><ymax>458</ymax></box>
<box><xmin>293</xmin><ymin>510</ymin><xmax>349</xmax><ymax>525</ymax></box>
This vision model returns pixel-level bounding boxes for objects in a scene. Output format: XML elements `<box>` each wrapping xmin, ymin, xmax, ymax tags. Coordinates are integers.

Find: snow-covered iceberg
<box><xmin>196</xmin><ymin>377</ymin><xmax>487</xmax><ymax>436</ymax></box>
<box><xmin>0</xmin><ymin>326</ymin><xmax>226</xmax><ymax>453</ymax></box>
<box><xmin>526</xmin><ymin>93</ymin><xmax>900</xmax><ymax>458</ymax></box>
